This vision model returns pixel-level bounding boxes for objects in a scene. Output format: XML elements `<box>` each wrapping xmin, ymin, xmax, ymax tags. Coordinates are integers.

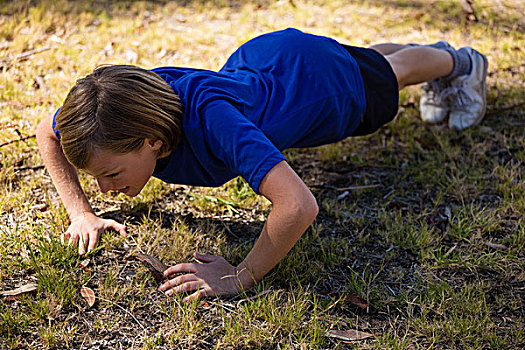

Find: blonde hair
<box><xmin>55</xmin><ymin>65</ymin><xmax>183</xmax><ymax>169</ymax></box>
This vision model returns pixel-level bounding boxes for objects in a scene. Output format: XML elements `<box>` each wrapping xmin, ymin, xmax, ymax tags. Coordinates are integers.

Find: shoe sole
<box><xmin>472</xmin><ymin>49</ymin><xmax>489</xmax><ymax>127</ymax></box>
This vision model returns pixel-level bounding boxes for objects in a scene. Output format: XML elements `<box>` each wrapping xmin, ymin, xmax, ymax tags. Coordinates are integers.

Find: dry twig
<box><xmin>487</xmin><ymin>101</ymin><xmax>525</xmax><ymax>115</ymax></box>
<box><xmin>336</xmin><ymin>184</ymin><xmax>381</xmax><ymax>192</ymax></box>
<box><xmin>0</xmin><ymin>134</ymin><xmax>35</xmax><ymax>148</ymax></box>
<box><xmin>0</xmin><ymin>46</ymin><xmax>52</xmax><ymax>69</ymax></box>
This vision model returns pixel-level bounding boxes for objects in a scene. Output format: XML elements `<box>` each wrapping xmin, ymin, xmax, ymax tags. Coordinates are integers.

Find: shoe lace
<box><xmin>440</xmin><ymin>84</ymin><xmax>475</xmax><ymax>109</ymax></box>
<box><xmin>423</xmin><ymin>80</ymin><xmax>448</xmax><ymax>104</ymax></box>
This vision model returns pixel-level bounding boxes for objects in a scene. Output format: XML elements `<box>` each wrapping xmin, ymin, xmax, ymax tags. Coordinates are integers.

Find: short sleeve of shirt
<box><xmin>200</xmin><ymin>100</ymin><xmax>286</xmax><ymax>193</ymax></box>
<box><xmin>52</xmin><ymin>108</ymin><xmax>61</xmax><ymax>140</ymax></box>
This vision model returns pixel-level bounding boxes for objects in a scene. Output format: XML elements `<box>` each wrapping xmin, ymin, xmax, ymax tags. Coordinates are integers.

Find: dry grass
<box><xmin>1</xmin><ymin>0</ymin><xmax>524</xmax><ymax>349</ymax></box>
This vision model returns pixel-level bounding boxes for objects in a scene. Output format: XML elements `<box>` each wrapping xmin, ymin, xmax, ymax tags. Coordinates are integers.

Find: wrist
<box><xmin>235</xmin><ymin>263</ymin><xmax>257</xmax><ymax>291</ymax></box>
<box><xmin>69</xmin><ymin>210</ymin><xmax>95</xmax><ymax>222</ymax></box>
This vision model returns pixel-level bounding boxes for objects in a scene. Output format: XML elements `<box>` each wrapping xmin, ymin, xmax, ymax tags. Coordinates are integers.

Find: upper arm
<box><xmin>258</xmin><ymin>160</ymin><xmax>318</xmax><ymax>217</ymax></box>
<box><xmin>201</xmin><ymin>101</ymin><xmax>286</xmax><ymax>192</ymax></box>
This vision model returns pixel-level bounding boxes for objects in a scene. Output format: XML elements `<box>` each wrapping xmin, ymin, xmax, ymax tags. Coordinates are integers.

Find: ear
<box><xmin>145</xmin><ymin>138</ymin><xmax>163</xmax><ymax>152</ymax></box>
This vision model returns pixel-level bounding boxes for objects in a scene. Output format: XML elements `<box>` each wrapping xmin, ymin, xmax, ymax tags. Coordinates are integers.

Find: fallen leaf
<box><xmin>79</xmin><ymin>258</ymin><xmax>91</xmax><ymax>272</ymax></box>
<box><xmin>1</xmin><ymin>282</ymin><xmax>38</xmax><ymax>297</ymax></box>
<box><xmin>341</xmin><ymin>294</ymin><xmax>368</xmax><ymax>309</ymax></box>
<box><xmin>319</xmin><ymin>291</ymin><xmax>368</xmax><ymax>309</ymax></box>
<box><xmin>80</xmin><ymin>286</ymin><xmax>96</xmax><ymax>308</ymax></box>
<box><xmin>326</xmin><ymin>329</ymin><xmax>374</xmax><ymax>342</ymax></box>
<box><xmin>135</xmin><ymin>253</ymin><xmax>168</xmax><ymax>283</ymax></box>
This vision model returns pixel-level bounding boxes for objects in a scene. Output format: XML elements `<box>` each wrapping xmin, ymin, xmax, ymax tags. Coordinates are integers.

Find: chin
<box><xmin>128</xmin><ymin>187</ymin><xmax>144</xmax><ymax>198</ymax></box>
<box><xmin>127</xmin><ymin>191</ymin><xmax>139</xmax><ymax>198</ymax></box>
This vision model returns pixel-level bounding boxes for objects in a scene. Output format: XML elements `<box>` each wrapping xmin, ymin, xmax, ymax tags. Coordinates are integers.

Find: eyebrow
<box><xmin>84</xmin><ymin>168</ymin><xmax>118</xmax><ymax>178</ymax></box>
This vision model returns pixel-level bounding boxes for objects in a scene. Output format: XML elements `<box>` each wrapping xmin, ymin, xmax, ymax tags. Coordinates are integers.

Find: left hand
<box><xmin>159</xmin><ymin>252</ymin><xmax>243</xmax><ymax>301</ymax></box>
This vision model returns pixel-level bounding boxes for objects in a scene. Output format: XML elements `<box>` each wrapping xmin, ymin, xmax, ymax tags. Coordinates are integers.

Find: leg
<box><xmin>369</xmin><ymin>43</ymin><xmax>410</xmax><ymax>56</ymax></box>
<box><xmin>381</xmin><ymin>45</ymin><xmax>487</xmax><ymax>130</ymax></box>
<box><xmin>384</xmin><ymin>46</ymin><xmax>453</xmax><ymax>90</ymax></box>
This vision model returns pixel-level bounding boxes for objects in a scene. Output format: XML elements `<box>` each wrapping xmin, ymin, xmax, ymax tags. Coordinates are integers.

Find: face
<box><xmin>83</xmin><ymin>139</ymin><xmax>163</xmax><ymax>198</ymax></box>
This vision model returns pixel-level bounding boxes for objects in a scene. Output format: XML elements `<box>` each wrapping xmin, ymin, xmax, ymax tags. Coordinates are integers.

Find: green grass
<box><xmin>0</xmin><ymin>0</ymin><xmax>524</xmax><ymax>348</ymax></box>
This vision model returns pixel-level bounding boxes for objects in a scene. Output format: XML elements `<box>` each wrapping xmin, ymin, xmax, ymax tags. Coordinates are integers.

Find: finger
<box><xmin>62</xmin><ymin>229</ymin><xmax>73</xmax><ymax>244</ymax></box>
<box><xmin>78</xmin><ymin>232</ymin><xmax>88</xmax><ymax>255</ymax></box>
<box><xmin>194</xmin><ymin>252</ymin><xmax>220</xmax><ymax>263</ymax></box>
<box><xmin>165</xmin><ymin>281</ymin><xmax>203</xmax><ymax>297</ymax></box>
<box><xmin>160</xmin><ymin>274</ymin><xmax>196</xmax><ymax>292</ymax></box>
<box><xmin>117</xmin><ymin>223</ymin><xmax>127</xmax><ymax>237</ymax></box>
<box><xmin>106</xmin><ymin>220</ymin><xmax>127</xmax><ymax>238</ymax></box>
<box><xmin>183</xmin><ymin>288</ymin><xmax>208</xmax><ymax>302</ymax></box>
<box><xmin>164</xmin><ymin>263</ymin><xmax>198</xmax><ymax>277</ymax></box>
<box><xmin>68</xmin><ymin>232</ymin><xmax>79</xmax><ymax>247</ymax></box>
<box><xmin>159</xmin><ymin>278</ymin><xmax>175</xmax><ymax>293</ymax></box>
<box><xmin>87</xmin><ymin>231</ymin><xmax>100</xmax><ymax>253</ymax></box>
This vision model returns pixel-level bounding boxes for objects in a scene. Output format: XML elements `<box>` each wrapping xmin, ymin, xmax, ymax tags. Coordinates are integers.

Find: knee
<box><xmin>385</xmin><ymin>55</ymin><xmax>406</xmax><ymax>90</ymax></box>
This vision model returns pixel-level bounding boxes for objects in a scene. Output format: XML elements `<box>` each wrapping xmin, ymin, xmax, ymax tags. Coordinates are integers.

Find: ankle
<box><xmin>440</xmin><ymin>47</ymin><xmax>472</xmax><ymax>82</ymax></box>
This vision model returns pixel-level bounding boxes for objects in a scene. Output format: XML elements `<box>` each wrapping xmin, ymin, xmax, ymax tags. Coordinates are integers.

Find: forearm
<box><xmin>36</xmin><ymin>121</ymin><xmax>93</xmax><ymax>220</ymax></box>
<box><xmin>236</xmin><ymin>199</ymin><xmax>318</xmax><ymax>289</ymax></box>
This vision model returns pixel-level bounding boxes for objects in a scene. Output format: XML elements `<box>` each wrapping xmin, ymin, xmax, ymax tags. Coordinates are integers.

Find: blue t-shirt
<box><xmin>53</xmin><ymin>28</ymin><xmax>366</xmax><ymax>193</ymax></box>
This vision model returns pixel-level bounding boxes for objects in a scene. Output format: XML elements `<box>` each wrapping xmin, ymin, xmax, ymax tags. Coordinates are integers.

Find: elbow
<box><xmin>309</xmin><ymin>197</ymin><xmax>319</xmax><ymax>222</ymax></box>
<box><xmin>35</xmin><ymin>117</ymin><xmax>48</xmax><ymax>144</ymax></box>
<box><xmin>304</xmin><ymin>193</ymin><xmax>319</xmax><ymax>222</ymax></box>
<box><xmin>35</xmin><ymin>115</ymin><xmax>58</xmax><ymax>149</ymax></box>
<box><xmin>35</xmin><ymin>116</ymin><xmax>48</xmax><ymax>135</ymax></box>
<box><xmin>288</xmin><ymin>192</ymin><xmax>318</xmax><ymax>225</ymax></box>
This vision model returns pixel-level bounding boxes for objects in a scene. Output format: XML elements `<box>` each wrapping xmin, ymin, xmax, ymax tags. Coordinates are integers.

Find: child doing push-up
<box><xmin>36</xmin><ymin>28</ymin><xmax>488</xmax><ymax>300</ymax></box>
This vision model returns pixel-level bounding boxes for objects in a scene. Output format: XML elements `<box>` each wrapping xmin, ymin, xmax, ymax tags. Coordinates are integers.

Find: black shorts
<box><xmin>340</xmin><ymin>44</ymin><xmax>399</xmax><ymax>136</ymax></box>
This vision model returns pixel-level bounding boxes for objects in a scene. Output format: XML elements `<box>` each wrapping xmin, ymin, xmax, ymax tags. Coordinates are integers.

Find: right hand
<box><xmin>62</xmin><ymin>212</ymin><xmax>127</xmax><ymax>255</ymax></box>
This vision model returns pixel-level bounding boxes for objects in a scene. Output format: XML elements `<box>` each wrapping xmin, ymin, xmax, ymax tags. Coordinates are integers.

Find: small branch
<box><xmin>0</xmin><ymin>134</ymin><xmax>35</xmax><ymax>148</ymax></box>
<box><xmin>0</xmin><ymin>47</ymin><xmax>52</xmax><ymax>68</ymax></box>
<box><xmin>336</xmin><ymin>184</ymin><xmax>381</xmax><ymax>192</ymax></box>
<box><xmin>487</xmin><ymin>101</ymin><xmax>525</xmax><ymax>115</ymax></box>
<box><xmin>94</xmin><ymin>206</ymin><xmax>122</xmax><ymax>217</ymax></box>
<box><xmin>14</xmin><ymin>165</ymin><xmax>45</xmax><ymax>172</ymax></box>
<box><xmin>311</xmin><ymin>184</ymin><xmax>382</xmax><ymax>191</ymax></box>
<box><xmin>413</xmin><ymin>136</ymin><xmax>436</xmax><ymax>150</ymax></box>
<box><xmin>458</xmin><ymin>0</ymin><xmax>477</xmax><ymax>21</ymax></box>
<box><xmin>488</xmin><ymin>63</ymin><xmax>525</xmax><ymax>76</ymax></box>
<box><xmin>0</xmin><ymin>124</ymin><xmax>19</xmax><ymax>131</ymax></box>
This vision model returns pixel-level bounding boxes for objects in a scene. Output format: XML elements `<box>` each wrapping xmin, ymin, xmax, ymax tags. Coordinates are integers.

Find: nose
<box><xmin>96</xmin><ymin>177</ymin><xmax>113</xmax><ymax>193</ymax></box>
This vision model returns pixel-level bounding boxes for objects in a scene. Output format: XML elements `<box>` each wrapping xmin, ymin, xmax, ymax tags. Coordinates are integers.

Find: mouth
<box><xmin>118</xmin><ymin>186</ymin><xmax>130</xmax><ymax>194</ymax></box>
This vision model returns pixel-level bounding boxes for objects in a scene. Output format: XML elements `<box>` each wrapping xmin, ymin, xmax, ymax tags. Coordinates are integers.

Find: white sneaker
<box><xmin>419</xmin><ymin>41</ymin><xmax>454</xmax><ymax>124</ymax></box>
<box><xmin>445</xmin><ymin>47</ymin><xmax>488</xmax><ymax>130</ymax></box>
<box><xmin>420</xmin><ymin>80</ymin><xmax>450</xmax><ymax>123</ymax></box>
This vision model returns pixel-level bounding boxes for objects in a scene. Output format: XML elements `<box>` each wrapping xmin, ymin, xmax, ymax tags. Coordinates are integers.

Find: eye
<box><xmin>106</xmin><ymin>172</ymin><xmax>120</xmax><ymax>178</ymax></box>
